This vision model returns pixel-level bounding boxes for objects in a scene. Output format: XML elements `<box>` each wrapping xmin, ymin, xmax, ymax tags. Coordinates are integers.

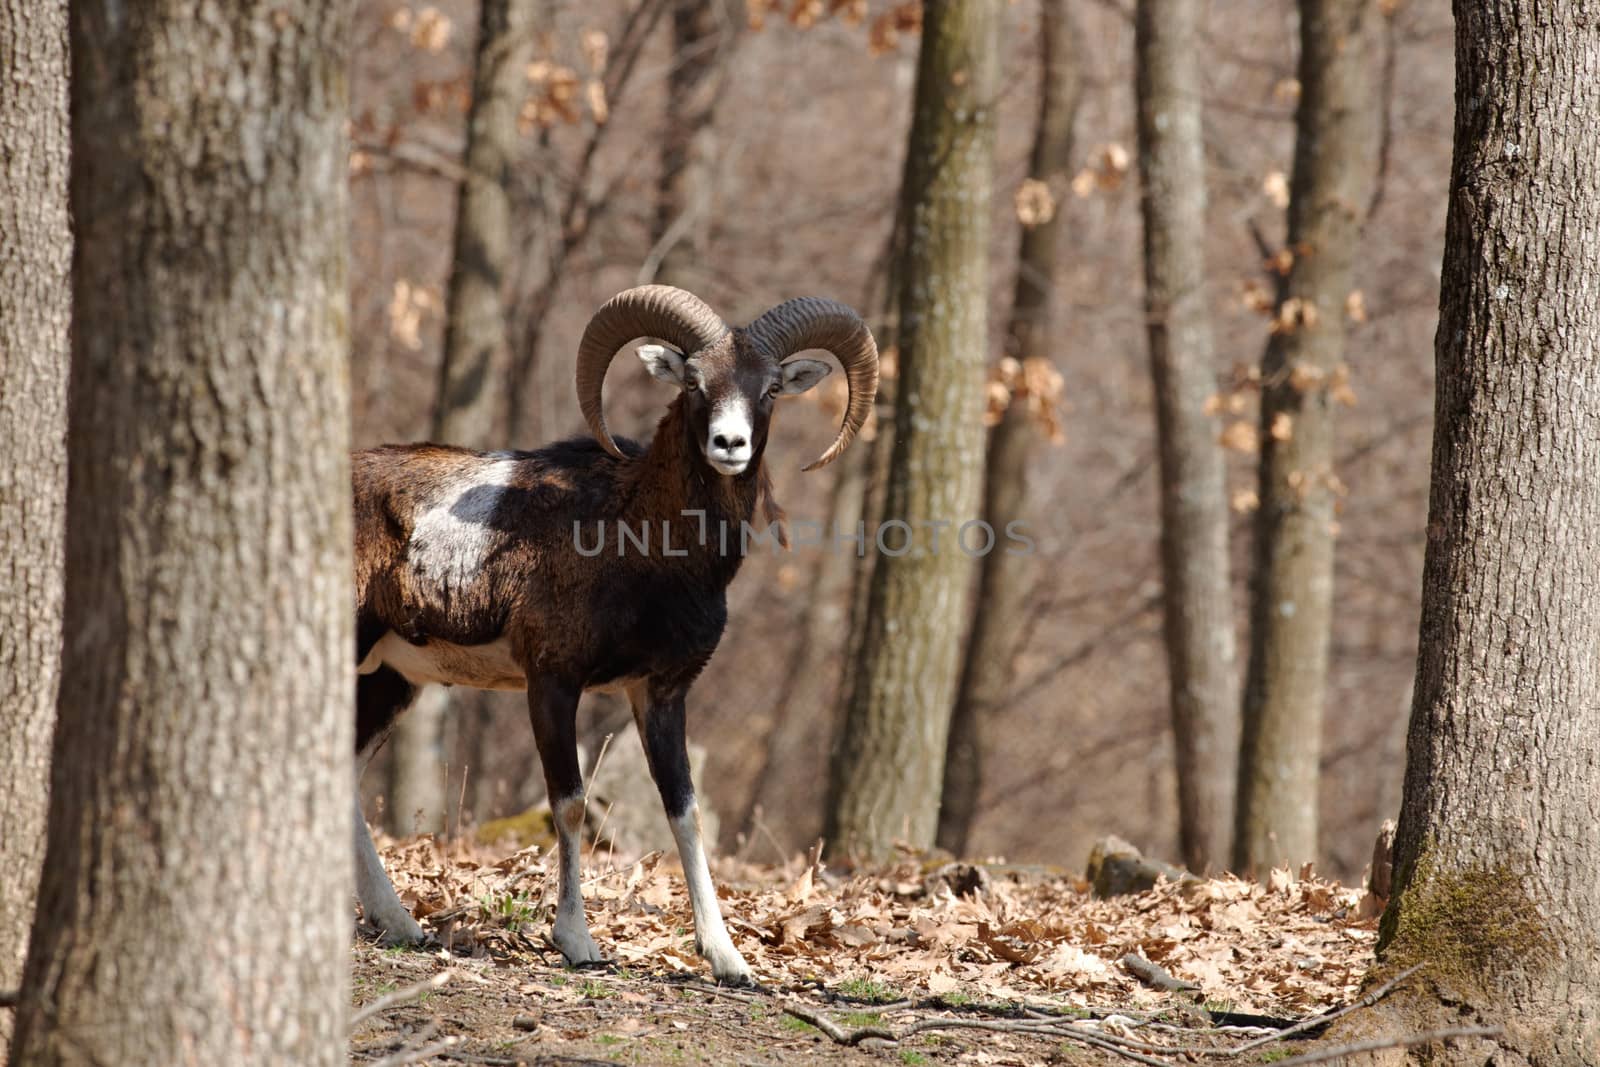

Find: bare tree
<box><xmin>1133</xmin><ymin>0</ymin><xmax>1239</xmax><ymax>873</ymax></box>
<box><xmin>386</xmin><ymin>0</ymin><xmax>538</xmax><ymax>838</ymax></box>
<box><xmin>937</xmin><ymin>0</ymin><xmax>1081</xmax><ymax>857</ymax></box>
<box><xmin>827</xmin><ymin>0</ymin><xmax>999</xmax><ymax>860</ymax></box>
<box><xmin>648</xmin><ymin>0</ymin><xmax>739</xmax><ymax>288</ymax></box>
<box><xmin>11</xmin><ymin>3</ymin><xmax>354</xmax><ymax>1062</ymax></box>
<box><xmin>0</xmin><ymin>0</ymin><xmax>69</xmax><ymax>1054</ymax></box>
<box><xmin>1234</xmin><ymin>0</ymin><xmax>1379</xmax><ymax>873</ymax></box>
<box><xmin>1365</xmin><ymin>2</ymin><xmax>1600</xmax><ymax>1057</ymax></box>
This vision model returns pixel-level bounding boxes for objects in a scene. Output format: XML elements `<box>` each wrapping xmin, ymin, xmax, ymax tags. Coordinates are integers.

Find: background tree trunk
<box><xmin>648</xmin><ymin>0</ymin><xmax>737</xmax><ymax>289</ymax></box>
<box><xmin>12</xmin><ymin>2</ymin><xmax>354</xmax><ymax>1062</ymax></box>
<box><xmin>1369</xmin><ymin>2</ymin><xmax>1600</xmax><ymax>1058</ymax></box>
<box><xmin>826</xmin><ymin>0</ymin><xmax>998</xmax><ymax>861</ymax></box>
<box><xmin>0</xmin><ymin>0</ymin><xmax>70</xmax><ymax>1054</ymax></box>
<box><xmin>1133</xmin><ymin>0</ymin><xmax>1239</xmax><ymax>873</ymax></box>
<box><xmin>387</xmin><ymin>0</ymin><xmax>537</xmax><ymax>839</ymax></box>
<box><xmin>434</xmin><ymin>0</ymin><xmax>535</xmax><ymax>445</ymax></box>
<box><xmin>1234</xmin><ymin>0</ymin><xmax>1379</xmax><ymax>873</ymax></box>
<box><xmin>936</xmin><ymin>0</ymin><xmax>1081</xmax><ymax>858</ymax></box>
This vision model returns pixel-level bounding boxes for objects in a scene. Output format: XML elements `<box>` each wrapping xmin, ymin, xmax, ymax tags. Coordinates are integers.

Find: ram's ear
<box><xmin>637</xmin><ymin>343</ymin><xmax>687</xmax><ymax>387</ymax></box>
<box><xmin>779</xmin><ymin>358</ymin><xmax>832</xmax><ymax>396</ymax></box>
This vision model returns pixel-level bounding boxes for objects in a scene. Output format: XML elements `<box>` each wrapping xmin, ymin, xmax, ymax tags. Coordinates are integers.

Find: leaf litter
<box><xmin>352</xmin><ymin>833</ymin><xmax>1381</xmax><ymax>1064</ymax></box>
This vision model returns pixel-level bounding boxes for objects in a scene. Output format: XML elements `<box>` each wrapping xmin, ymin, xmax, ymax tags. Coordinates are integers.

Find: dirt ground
<box><xmin>347</xmin><ymin>834</ymin><xmax>1393</xmax><ymax>1065</ymax></box>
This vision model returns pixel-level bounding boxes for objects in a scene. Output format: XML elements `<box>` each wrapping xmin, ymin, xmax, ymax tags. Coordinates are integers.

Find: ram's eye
<box><xmin>685</xmin><ymin>378</ymin><xmax>699</xmax><ymax>393</ymax></box>
<box><xmin>767</xmin><ymin>381</ymin><xmax>782</xmax><ymax>397</ymax></box>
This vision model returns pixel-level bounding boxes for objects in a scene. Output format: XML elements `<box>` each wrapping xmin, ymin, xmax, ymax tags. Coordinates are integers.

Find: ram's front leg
<box><xmin>629</xmin><ymin>682</ymin><xmax>752</xmax><ymax>985</ymax></box>
<box><xmin>527</xmin><ymin>675</ymin><xmax>602</xmax><ymax>966</ymax></box>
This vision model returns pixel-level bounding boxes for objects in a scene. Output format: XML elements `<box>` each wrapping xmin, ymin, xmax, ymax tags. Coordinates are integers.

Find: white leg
<box><xmin>669</xmin><ymin>804</ymin><xmax>751</xmax><ymax>985</ymax></box>
<box><xmin>354</xmin><ymin>745</ymin><xmax>423</xmax><ymax>944</ymax></box>
<box><xmin>627</xmin><ymin>682</ymin><xmax>750</xmax><ymax>985</ymax></box>
<box><xmin>550</xmin><ymin>794</ymin><xmax>601</xmax><ymax>964</ymax></box>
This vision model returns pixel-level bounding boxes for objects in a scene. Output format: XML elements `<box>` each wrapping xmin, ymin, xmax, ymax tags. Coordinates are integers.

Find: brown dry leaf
<box><xmin>1263</xmin><ymin>169</ymin><xmax>1290</xmax><ymax>208</ymax></box>
<box><xmin>867</xmin><ymin>2</ymin><xmax>922</xmax><ymax>54</ymax></box>
<box><xmin>788</xmin><ymin>0</ymin><xmax>824</xmax><ymax>27</ymax></box>
<box><xmin>1219</xmin><ymin>420</ymin><xmax>1259</xmax><ymax>454</ymax></box>
<box><xmin>580</xmin><ymin>29</ymin><xmax>609</xmax><ymax>72</ymax></box>
<box><xmin>1271</xmin><ymin>297</ymin><xmax>1320</xmax><ymax>335</ymax></box>
<box><xmin>1345</xmin><ymin>289</ymin><xmax>1368</xmax><ymax>322</ymax></box>
<box><xmin>1270</xmin><ymin>412</ymin><xmax>1293</xmax><ymax>442</ymax></box>
<box><xmin>411</xmin><ymin>6</ymin><xmax>451</xmax><ymax>51</ymax></box>
<box><xmin>1287</xmin><ymin>361</ymin><xmax>1325</xmax><ymax>393</ymax></box>
<box><xmin>585</xmin><ymin>79</ymin><xmax>609</xmax><ymax>125</ymax></box>
<box><xmin>1266</xmin><ymin>247</ymin><xmax>1296</xmax><ymax>275</ymax></box>
<box><xmin>1015</xmin><ymin>178</ymin><xmax>1056</xmax><ymax>228</ymax></box>
<box><xmin>1329</xmin><ymin>363</ymin><xmax>1358</xmax><ymax>406</ymax></box>
<box><xmin>1241</xmin><ymin>278</ymin><xmax>1275</xmax><ymax>314</ymax></box>
<box><xmin>1231</xmin><ymin>488</ymin><xmax>1260</xmax><ymax>514</ymax></box>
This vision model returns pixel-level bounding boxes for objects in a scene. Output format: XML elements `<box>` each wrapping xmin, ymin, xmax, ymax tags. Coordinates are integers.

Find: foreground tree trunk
<box><xmin>1234</xmin><ymin>0</ymin><xmax>1379</xmax><ymax>873</ymax></box>
<box><xmin>1365</xmin><ymin>3</ymin><xmax>1600</xmax><ymax>1059</ymax></box>
<box><xmin>936</xmin><ymin>0</ymin><xmax>1080</xmax><ymax>857</ymax></box>
<box><xmin>388</xmin><ymin>0</ymin><xmax>537</xmax><ymax>838</ymax></box>
<box><xmin>0</xmin><ymin>1</ymin><xmax>70</xmax><ymax>1054</ymax></box>
<box><xmin>1133</xmin><ymin>0</ymin><xmax>1239</xmax><ymax>874</ymax></box>
<box><xmin>826</xmin><ymin>0</ymin><xmax>998</xmax><ymax>861</ymax></box>
<box><xmin>12</xmin><ymin>3</ymin><xmax>354</xmax><ymax>1062</ymax></box>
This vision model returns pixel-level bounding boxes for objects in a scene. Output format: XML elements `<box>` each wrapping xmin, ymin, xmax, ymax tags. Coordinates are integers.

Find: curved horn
<box><xmin>576</xmin><ymin>285</ymin><xmax>729</xmax><ymax>458</ymax></box>
<box><xmin>745</xmin><ymin>297</ymin><xmax>880</xmax><ymax>471</ymax></box>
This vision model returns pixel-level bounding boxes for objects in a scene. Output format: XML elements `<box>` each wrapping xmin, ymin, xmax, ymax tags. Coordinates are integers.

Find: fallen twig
<box><xmin>781</xmin><ymin>1003</ymin><xmax>895</xmax><ymax>1046</ymax></box>
<box><xmin>370</xmin><ymin>1035</ymin><xmax>462</xmax><ymax>1067</ymax></box>
<box><xmin>1121</xmin><ymin>953</ymin><xmax>1200</xmax><ymax>992</ymax></box>
<box><xmin>1265</xmin><ymin>1025</ymin><xmax>1502</xmax><ymax>1067</ymax></box>
<box><xmin>1230</xmin><ymin>963</ymin><xmax>1425</xmax><ymax>1054</ymax></box>
<box><xmin>351</xmin><ymin>971</ymin><xmax>453</xmax><ymax>1028</ymax></box>
<box><xmin>439</xmin><ymin>1049</ymin><xmax>521</xmax><ymax>1066</ymax></box>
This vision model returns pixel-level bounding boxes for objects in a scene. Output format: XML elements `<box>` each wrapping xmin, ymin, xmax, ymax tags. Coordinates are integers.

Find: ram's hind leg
<box><xmin>628</xmin><ymin>682</ymin><xmax>751</xmax><ymax>985</ymax></box>
<box><xmin>354</xmin><ymin>665</ymin><xmax>426</xmax><ymax>945</ymax></box>
<box><xmin>528</xmin><ymin>676</ymin><xmax>602</xmax><ymax>966</ymax></box>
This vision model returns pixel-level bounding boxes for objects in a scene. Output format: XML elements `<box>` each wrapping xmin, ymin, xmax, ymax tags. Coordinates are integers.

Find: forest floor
<box><xmin>349</xmin><ymin>834</ymin><xmax>1390</xmax><ymax>1066</ymax></box>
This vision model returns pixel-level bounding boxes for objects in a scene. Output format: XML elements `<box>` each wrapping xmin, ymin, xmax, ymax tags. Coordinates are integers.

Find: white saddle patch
<box><xmin>408</xmin><ymin>459</ymin><xmax>520</xmax><ymax>594</ymax></box>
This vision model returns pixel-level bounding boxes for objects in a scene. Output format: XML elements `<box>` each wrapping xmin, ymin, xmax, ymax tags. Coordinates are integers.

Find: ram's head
<box><xmin>575</xmin><ymin>285</ymin><xmax>880</xmax><ymax>476</ymax></box>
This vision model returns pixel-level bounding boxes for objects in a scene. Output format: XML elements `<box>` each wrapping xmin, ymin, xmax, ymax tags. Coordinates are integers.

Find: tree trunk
<box><xmin>826</xmin><ymin>0</ymin><xmax>998</xmax><ymax>861</ymax></box>
<box><xmin>1365</xmin><ymin>3</ymin><xmax>1600</xmax><ymax>1059</ymax></box>
<box><xmin>1234</xmin><ymin>0</ymin><xmax>1378</xmax><ymax>873</ymax></box>
<box><xmin>937</xmin><ymin>0</ymin><xmax>1081</xmax><ymax>858</ymax></box>
<box><xmin>433</xmin><ymin>0</ymin><xmax>536</xmax><ymax>445</ymax></box>
<box><xmin>12</xmin><ymin>3</ymin><xmax>354</xmax><ymax>1063</ymax></box>
<box><xmin>1133</xmin><ymin>0</ymin><xmax>1239</xmax><ymax>874</ymax></box>
<box><xmin>389</xmin><ymin>0</ymin><xmax>537</xmax><ymax>839</ymax></box>
<box><xmin>0</xmin><ymin>1</ymin><xmax>70</xmax><ymax>1055</ymax></box>
<box><xmin>649</xmin><ymin>0</ymin><xmax>736</xmax><ymax>289</ymax></box>
<box><xmin>739</xmin><ymin>440</ymin><xmax>869</xmax><ymax>850</ymax></box>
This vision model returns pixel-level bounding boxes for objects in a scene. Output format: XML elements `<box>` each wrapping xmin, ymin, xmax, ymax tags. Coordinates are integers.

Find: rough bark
<box><xmin>936</xmin><ymin>0</ymin><xmax>1081</xmax><ymax>858</ymax></box>
<box><xmin>433</xmin><ymin>0</ymin><xmax>536</xmax><ymax>444</ymax></box>
<box><xmin>1133</xmin><ymin>0</ymin><xmax>1240</xmax><ymax>874</ymax></box>
<box><xmin>826</xmin><ymin>0</ymin><xmax>998</xmax><ymax>861</ymax></box>
<box><xmin>390</xmin><ymin>0</ymin><xmax>537</xmax><ymax>838</ymax></box>
<box><xmin>1234</xmin><ymin>0</ymin><xmax>1379</xmax><ymax>873</ymax></box>
<box><xmin>0</xmin><ymin>0</ymin><xmax>70</xmax><ymax>1055</ymax></box>
<box><xmin>11</xmin><ymin>3</ymin><xmax>355</xmax><ymax>1063</ymax></box>
<box><xmin>738</xmin><ymin>437</ymin><xmax>869</xmax><ymax>849</ymax></box>
<box><xmin>649</xmin><ymin>0</ymin><xmax>736</xmax><ymax>289</ymax></box>
<box><xmin>1365</xmin><ymin>2</ymin><xmax>1600</xmax><ymax>1060</ymax></box>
